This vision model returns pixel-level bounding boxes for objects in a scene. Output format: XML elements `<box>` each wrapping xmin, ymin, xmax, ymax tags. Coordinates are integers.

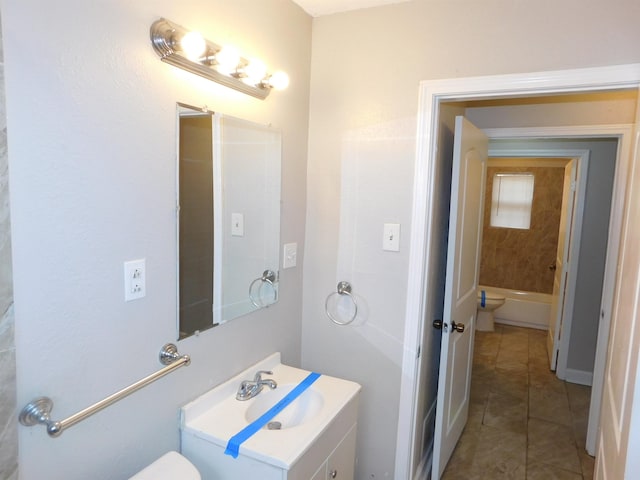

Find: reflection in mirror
<box><xmin>178</xmin><ymin>107</ymin><xmax>214</xmax><ymax>337</ymax></box>
<box><xmin>177</xmin><ymin>105</ymin><xmax>281</xmax><ymax>339</ymax></box>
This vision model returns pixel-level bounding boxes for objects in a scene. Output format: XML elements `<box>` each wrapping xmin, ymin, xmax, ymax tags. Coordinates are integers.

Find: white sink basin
<box><xmin>244</xmin><ymin>384</ymin><xmax>324</xmax><ymax>429</ymax></box>
<box><xmin>180</xmin><ymin>353</ymin><xmax>361</xmax><ymax>469</ymax></box>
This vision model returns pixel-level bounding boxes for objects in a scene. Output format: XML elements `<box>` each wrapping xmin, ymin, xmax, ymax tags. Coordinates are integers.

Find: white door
<box><xmin>595</xmin><ymin>89</ymin><xmax>640</xmax><ymax>479</ymax></box>
<box><xmin>432</xmin><ymin>116</ymin><xmax>487</xmax><ymax>479</ymax></box>
<box><xmin>547</xmin><ymin>160</ymin><xmax>578</xmax><ymax>370</ymax></box>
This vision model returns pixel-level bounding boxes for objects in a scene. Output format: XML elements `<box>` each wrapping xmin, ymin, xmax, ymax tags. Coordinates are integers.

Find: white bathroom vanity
<box><xmin>180</xmin><ymin>353</ymin><xmax>361</xmax><ymax>479</ymax></box>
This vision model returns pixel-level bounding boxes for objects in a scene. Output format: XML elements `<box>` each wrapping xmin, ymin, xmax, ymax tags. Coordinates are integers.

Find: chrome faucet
<box><xmin>236</xmin><ymin>370</ymin><xmax>277</xmax><ymax>401</ymax></box>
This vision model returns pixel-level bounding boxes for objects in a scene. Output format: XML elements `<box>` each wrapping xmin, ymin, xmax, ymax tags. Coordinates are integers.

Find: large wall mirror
<box><xmin>177</xmin><ymin>104</ymin><xmax>281</xmax><ymax>339</ymax></box>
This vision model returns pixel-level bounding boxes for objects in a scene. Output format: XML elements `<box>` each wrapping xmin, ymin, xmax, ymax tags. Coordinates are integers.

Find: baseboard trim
<box><xmin>564</xmin><ymin>368</ymin><xmax>593</xmax><ymax>386</ymax></box>
<box><xmin>495</xmin><ymin>318</ymin><xmax>547</xmax><ymax>331</ymax></box>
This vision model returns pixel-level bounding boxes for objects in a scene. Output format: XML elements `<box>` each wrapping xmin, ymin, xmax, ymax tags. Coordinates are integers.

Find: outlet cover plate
<box><xmin>124</xmin><ymin>259</ymin><xmax>146</xmax><ymax>301</ymax></box>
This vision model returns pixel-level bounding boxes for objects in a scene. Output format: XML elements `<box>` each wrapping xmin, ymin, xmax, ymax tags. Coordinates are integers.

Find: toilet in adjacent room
<box><xmin>129</xmin><ymin>451</ymin><xmax>201</xmax><ymax>480</ymax></box>
<box><xmin>476</xmin><ymin>289</ymin><xmax>506</xmax><ymax>331</ymax></box>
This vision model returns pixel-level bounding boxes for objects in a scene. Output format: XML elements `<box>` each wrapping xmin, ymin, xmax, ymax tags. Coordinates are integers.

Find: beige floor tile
<box><xmin>501</xmin><ymin>325</ymin><xmax>529</xmax><ymax>337</ymax></box>
<box><xmin>475</xmin><ymin>334</ymin><xmax>502</xmax><ymax>357</ymax></box>
<box><xmin>498</xmin><ymin>341</ymin><xmax>528</xmax><ymax>360</ymax></box>
<box><xmin>528</xmin><ymin>328</ymin><xmax>547</xmax><ymax>337</ymax></box>
<box><xmin>528</xmin><ymin>339</ymin><xmax>548</xmax><ymax>360</ymax></box>
<box><xmin>441</xmin><ymin>428</ymin><xmax>481</xmax><ymax>480</ymax></box>
<box><xmin>472</xmin><ymin>360</ymin><xmax>496</xmax><ymax>381</ymax></box>
<box><xmin>528</xmin><ymin>344</ymin><xmax>548</xmax><ymax>362</ymax></box>
<box><xmin>441</xmin><ymin>468</ymin><xmax>480</xmax><ymax>480</ymax></box>
<box><xmin>482</xmin><ymin>391</ymin><xmax>527</xmax><ymax>434</ymax></box>
<box><xmin>492</xmin><ymin>369</ymin><xmax>528</xmax><ymax>399</ymax></box>
<box><xmin>471</xmin><ymin>424</ymin><xmax>526</xmax><ymax>480</ymax></box>
<box><xmin>528</xmin><ymin>418</ymin><xmax>582</xmax><ymax>473</ymax></box>
<box><xmin>566</xmin><ymin>382</ymin><xmax>591</xmax><ymax>415</ymax></box>
<box><xmin>529</xmin><ymin>366</ymin><xmax>567</xmax><ymax>393</ymax></box>
<box><xmin>466</xmin><ymin>401</ymin><xmax>486</xmax><ymax>433</ymax></box>
<box><xmin>495</xmin><ymin>358</ymin><xmax>529</xmax><ymax>374</ymax></box>
<box><xmin>572</xmin><ymin>414</ymin><xmax>589</xmax><ymax>449</ymax></box>
<box><xmin>526</xmin><ymin>462</ymin><xmax>583</xmax><ymax>480</ymax></box>
<box><xmin>443</xmin><ymin>324</ymin><xmax>593</xmax><ymax>480</ymax></box>
<box><xmin>529</xmin><ymin>386</ymin><xmax>572</xmax><ymax>425</ymax></box>
<box><xmin>528</xmin><ymin>352</ymin><xmax>551</xmax><ymax>369</ymax></box>
<box><xmin>580</xmin><ymin>450</ymin><xmax>595</xmax><ymax>480</ymax></box>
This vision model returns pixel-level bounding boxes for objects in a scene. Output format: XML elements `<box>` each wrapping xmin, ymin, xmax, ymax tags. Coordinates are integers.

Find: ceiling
<box><xmin>291</xmin><ymin>0</ymin><xmax>411</xmax><ymax>17</ymax></box>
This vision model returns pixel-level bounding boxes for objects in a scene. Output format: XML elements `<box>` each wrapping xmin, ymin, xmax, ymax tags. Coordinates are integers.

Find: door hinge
<box><xmin>416</xmin><ymin>345</ymin><xmax>421</xmax><ymax>359</ymax></box>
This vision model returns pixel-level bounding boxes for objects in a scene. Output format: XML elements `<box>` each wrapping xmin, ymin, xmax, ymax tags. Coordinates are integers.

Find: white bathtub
<box><xmin>480</xmin><ymin>285</ymin><xmax>551</xmax><ymax>330</ymax></box>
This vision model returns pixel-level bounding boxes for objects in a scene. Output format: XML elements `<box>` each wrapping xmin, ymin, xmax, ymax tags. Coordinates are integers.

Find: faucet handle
<box><xmin>253</xmin><ymin>370</ymin><xmax>273</xmax><ymax>382</ymax></box>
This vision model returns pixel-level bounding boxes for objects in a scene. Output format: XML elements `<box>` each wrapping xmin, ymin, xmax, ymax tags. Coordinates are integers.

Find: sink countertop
<box><xmin>180</xmin><ymin>352</ymin><xmax>361</xmax><ymax>469</ymax></box>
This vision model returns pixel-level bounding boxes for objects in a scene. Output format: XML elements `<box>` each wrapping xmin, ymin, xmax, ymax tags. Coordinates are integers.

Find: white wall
<box><xmin>303</xmin><ymin>0</ymin><xmax>640</xmax><ymax>476</ymax></box>
<box><xmin>3</xmin><ymin>1</ymin><xmax>311</xmax><ymax>478</ymax></box>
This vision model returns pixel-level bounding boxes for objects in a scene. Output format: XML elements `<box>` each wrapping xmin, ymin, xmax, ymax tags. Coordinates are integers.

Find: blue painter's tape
<box><xmin>224</xmin><ymin>371</ymin><xmax>321</xmax><ymax>458</ymax></box>
<box><xmin>481</xmin><ymin>290</ymin><xmax>486</xmax><ymax>308</ymax></box>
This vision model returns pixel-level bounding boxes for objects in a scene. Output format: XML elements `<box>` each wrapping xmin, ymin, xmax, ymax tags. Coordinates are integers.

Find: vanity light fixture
<box><xmin>150</xmin><ymin>18</ymin><xmax>289</xmax><ymax>100</ymax></box>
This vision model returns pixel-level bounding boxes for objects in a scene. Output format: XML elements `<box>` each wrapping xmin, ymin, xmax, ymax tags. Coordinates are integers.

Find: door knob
<box><xmin>549</xmin><ymin>263</ymin><xmax>557</xmax><ymax>271</ymax></box>
<box><xmin>433</xmin><ymin>319</ymin><xmax>443</xmax><ymax>330</ymax></box>
<box><xmin>451</xmin><ymin>321</ymin><xmax>465</xmax><ymax>333</ymax></box>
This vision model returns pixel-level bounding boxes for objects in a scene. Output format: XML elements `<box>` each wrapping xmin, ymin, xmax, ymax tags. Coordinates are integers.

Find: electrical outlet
<box><xmin>124</xmin><ymin>259</ymin><xmax>146</xmax><ymax>301</ymax></box>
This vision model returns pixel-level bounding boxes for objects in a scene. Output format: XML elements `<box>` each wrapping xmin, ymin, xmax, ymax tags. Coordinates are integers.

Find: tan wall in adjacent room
<box><xmin>479</xmin><ymin>162</ymin><xmax>565</xmax><ymax>294</ymax></box>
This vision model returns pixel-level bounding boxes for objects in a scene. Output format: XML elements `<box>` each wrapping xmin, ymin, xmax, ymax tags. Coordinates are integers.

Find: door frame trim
<box><xmin>396</xmin><ymin>64</ymin><xmax>640</xmax><ymax>479</ymax></box>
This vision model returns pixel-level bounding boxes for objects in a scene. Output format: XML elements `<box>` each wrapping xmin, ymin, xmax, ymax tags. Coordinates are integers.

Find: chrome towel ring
<box><xmin>249</xmin><ymin>269</ymin><xmax>278</xmax><ymax>308</ymax></box>
<box><xmin>325</xmin><ymin>281</ymin><xmax>358</xmax><ymax>326</ymax></box>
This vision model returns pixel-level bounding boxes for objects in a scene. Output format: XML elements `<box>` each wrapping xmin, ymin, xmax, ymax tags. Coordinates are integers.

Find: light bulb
<box><xmin>243</xmin><ymin>59</ymin><xmax>268</xmax><ymax>85</ymax></box>
<box><xmin>180</xmin><ymin>31</ymin><xmax>206</xmax><ymax>61</ymax></box>
<box><xmin>268</xmin><ymin>71</ymin><xmax>289</xmax><ymax>90</ymax></box>
<box><xmin>216</xmin><ymin>46</ymin><xmax>240</xmax><ymax>74</ymax></box>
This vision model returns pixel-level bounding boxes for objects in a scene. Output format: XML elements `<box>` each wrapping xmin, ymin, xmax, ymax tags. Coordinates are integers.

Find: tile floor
<box><xmin>442</xmin><ymin>324</ymin><xmax>595</xmax><ymax>480</ymax></box>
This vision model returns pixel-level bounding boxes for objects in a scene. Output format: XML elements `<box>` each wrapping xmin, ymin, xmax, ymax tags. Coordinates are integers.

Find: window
<box><xmin>490</xmin><ymin>173</ymin><xmax>534</xmax><ymax>229</ymax></box>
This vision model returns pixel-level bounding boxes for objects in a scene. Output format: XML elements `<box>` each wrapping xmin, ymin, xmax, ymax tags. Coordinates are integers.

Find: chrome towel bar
<box><xmin>18</xmin><ymin>343</ymin><xmax>191</xmax><ymax>437</ymax></box>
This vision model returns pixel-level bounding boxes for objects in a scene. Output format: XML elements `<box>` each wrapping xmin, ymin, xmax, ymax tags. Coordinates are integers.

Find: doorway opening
<box><xmin>483</xmin><ymin>137</ymin><xmax>618</xmax><ymax>387</ymax></box>
<box><xmin>394</xmin><ymin>64</ymin><xmax>640</xmax><ymax>480</ymax></box>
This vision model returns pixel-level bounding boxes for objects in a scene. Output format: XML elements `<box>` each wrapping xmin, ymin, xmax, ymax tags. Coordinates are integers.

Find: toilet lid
<box><xmin>129</xmin><ymin>451</ymin><xmax>201</xmax><ymax>480</ymax></box>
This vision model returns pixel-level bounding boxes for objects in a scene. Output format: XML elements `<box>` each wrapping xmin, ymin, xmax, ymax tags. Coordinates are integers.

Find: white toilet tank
<box><xmin>129</xmin><ymin>451</ymin><xmax>201</xmax><ymax>480</ymax></box>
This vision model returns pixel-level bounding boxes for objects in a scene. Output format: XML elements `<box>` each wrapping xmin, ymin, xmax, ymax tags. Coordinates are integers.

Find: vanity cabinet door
<box><xmin>326</xmin><ymin>424</ymin><xmax>357</xmax><ymax>480</ymax></box>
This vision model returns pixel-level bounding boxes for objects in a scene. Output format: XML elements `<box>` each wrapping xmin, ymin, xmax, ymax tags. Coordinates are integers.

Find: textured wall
<box><xmin>479</xmin><ymin>164</ymin><xmax>565</xmax><ymax>294</ymax></box>
<box><xmin>5</xmin><ymin>1</ymin><xmax>311</xmax><ymax>478</ymax></box>
<box><xmin>0</xmin><ymin>6</ymin><xmax>17</xmax><ymax>478</ymax></box>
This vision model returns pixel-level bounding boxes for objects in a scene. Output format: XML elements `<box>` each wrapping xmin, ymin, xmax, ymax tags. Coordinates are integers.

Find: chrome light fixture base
<box><xmin>150</xmin><ymin>18</ymin><xmax>274</xmax><ymax>100</ymax></box>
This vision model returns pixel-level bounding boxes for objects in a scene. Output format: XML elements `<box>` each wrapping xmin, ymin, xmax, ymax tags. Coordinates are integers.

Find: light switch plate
<box><xmin>231</xmin><ymin>213</ymin><xmax>244</xmax><ymax>237</ymax></box>
<box><xmin>283</xmin><ymin>242</ymin><xmax>297</xmax><ymax>269</ymax></box>
<box><xmin>383</xmin><ymin>223</ymin><xmax>401</xmax><ymax>252</ymax></box>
